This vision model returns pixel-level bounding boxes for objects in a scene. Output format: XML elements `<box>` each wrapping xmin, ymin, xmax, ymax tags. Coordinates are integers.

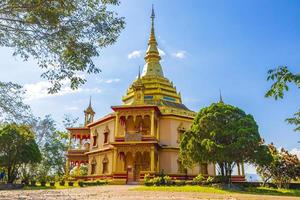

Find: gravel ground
<box><xmin>0</xmin><ymin>185</ymin><xmax>299</xmax><ymax>200</ymax></box>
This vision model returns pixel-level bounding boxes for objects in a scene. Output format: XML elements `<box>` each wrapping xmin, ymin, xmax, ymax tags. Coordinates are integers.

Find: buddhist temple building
<box><xmin>66</xmin><ymin>8</ymin><xmax>245</xmax><ymax>184</ymax></box>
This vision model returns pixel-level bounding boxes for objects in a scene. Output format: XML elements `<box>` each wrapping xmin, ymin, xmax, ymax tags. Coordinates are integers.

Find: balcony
<box><xmin>125</xmin><ymin>132</ymin><xmax>142</xmax><ymax>142</ymax></box>
<box><xmin>67</xmin><ymin>149</ymin><xmax>89</xmax><ymax>155</ymax></box>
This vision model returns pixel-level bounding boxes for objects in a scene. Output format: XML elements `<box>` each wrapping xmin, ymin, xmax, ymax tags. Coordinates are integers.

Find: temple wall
<box><xmin>88</xmin><ymin>151</ymin><xmax>113</xmax><ymax>175</ymax></box>
<box><xmin>89</xmin><ymin>119</ymin><xmax>115</xmax><ymax>149</ymax></box>
<box><xmin>159</xmin><ymin>116</ymin><xmax>192</xmax><ymax>147</ymax></box>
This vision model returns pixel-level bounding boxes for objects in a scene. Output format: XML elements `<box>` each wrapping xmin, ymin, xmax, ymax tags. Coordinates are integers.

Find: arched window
<box><xmin>102</xmin><ymin>155</ymin><xmax>109</xmax><ymax>174</ymax></box>
<box><xmin>91</xmin><ymin>158</ymin><xmax>97</xmax><ymax>175</ymax></box>
<box><xmin>103</xmin><ymin>126</ymin><xmax>110</xmax><ymax>144</ymax></box>
<box><xmin>92</xmin><ymin>130</ymin><xmax>98</xmax><ymax>147</ymax></box>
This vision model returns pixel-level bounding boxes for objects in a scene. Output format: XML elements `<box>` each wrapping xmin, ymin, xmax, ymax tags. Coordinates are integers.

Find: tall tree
<box><xmin>180</xmin><ymin>101</ymin><xmax>270</xmax><ymax>184</ymax></box>
<box><xmin>0</xmin><ymin>0</ymin><xmax>125</xmax><ymax>93</ymax></box>
<box><xmin>29</xmin><ymin>114</ymin><xmax>78</xmax><ymax>176</ymax></box>
<box><xmin>257</xmin><ymin>143</ymin><xmax>300</xmax><ymax>188</ymax></box>
<box><xmin>265</xmin><ymin>66</ymin><xmax>300</xmax><ymax>131</ymax></box>
<box><xmin>0</xmin><ymin>82</ymin><xmax>31</xmax><ymax>123</ymax></box>
<box><xmin>0</xmin><ymin>124</ymin><xmax>41</xmax><ymax>183</ymax></box>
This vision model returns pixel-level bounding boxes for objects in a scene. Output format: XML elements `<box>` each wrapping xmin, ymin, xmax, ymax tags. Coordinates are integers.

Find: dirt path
<box><xmin>0</xmin><ymin>185</ymin><xmax>299</xmax><ymax>200</ymax></box>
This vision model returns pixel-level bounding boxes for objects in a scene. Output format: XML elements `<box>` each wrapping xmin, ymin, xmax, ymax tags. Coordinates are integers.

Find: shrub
<box><xmin>78</xmin><ymin>180</ymin><xmax>108</xmax><ymax>187</ymax></box>
<box><xmin>175</xmin><ymin>180</ymin><xmax>186</xmax><ymax>186</ymax></box>
<box><xmin>152</xmin><ymin>177</ymin><xmax>163</xmax><ymax>186</ymax></box>
<box><xmin>193</xmin><ymin>174</ymin><xmax>204</xmax><ymax>185</ymax></box>
<box><xmin>59</xmin><ymin>180</ymin><xmax>65</xmax><ymax>186</ymax></box>
<box><xmin>78</xmin><ymin>181</ymin><xmax>84</xmax><ymax>187</ymax></box>
<box><xmin>68</xmin><ymin>181</ymin><xmax>74</xmax><ymax>186</ymax></box>
<box><xmin>164</xmin><ymin>176</ymin><xmax>172</xmax><ymax>186</ymax></box>
<box><xmin>205</xmin><ymin>176</ymin><xmax>215</xmax><ymax>185</ymax></box>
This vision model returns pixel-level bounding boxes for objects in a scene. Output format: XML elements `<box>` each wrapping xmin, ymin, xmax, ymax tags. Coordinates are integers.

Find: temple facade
<box><xmin>66</xmin><ymin>8</ymin><xmax>245</xmax><ymax>184</ymax></box>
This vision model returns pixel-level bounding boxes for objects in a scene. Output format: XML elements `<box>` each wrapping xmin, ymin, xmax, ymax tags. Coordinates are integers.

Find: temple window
<box><xmin>92</xmin><ymin>130</ymin><xmax>98</xmax><ymax>147</ymax></box>
<box><xmin>200</xmin><ymin>163</ymin><xmax>208</xmax><ymax>175</ymax></box>
<box><xmin>91</xmin><ymin>158</ymin><xmax>97</xmax><ymax>175</ymax></box>
<box><xmin>104</xmin><ymin>132</ymin><xmax>109</xmax><ymax>144</ymax></box>
<box><xmin>103</xmin><ymin>126</ymin><xmax>110</xmax><ymax>144</ymax></box>
<box><xmin>102</xmin><ymin>155</ymin><xmax>109</xmax><ymax>174</ymax></box>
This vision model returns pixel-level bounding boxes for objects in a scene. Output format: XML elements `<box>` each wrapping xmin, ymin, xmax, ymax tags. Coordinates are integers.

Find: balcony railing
<box><xmin>68</xmin><ymin>149</ymin><xmax>89</xmax><ymax>155</ymax></box>
<box><xmin>125</xmin><ymin>132</ymin><xmax>142</xmax><ymax>142</ymax></box>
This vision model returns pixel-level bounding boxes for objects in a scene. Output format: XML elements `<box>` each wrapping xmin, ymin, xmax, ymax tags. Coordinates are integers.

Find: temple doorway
<box><xmin>125</xmin><ymin>151</ymin><xmax>150</xmax><ymax>184</ymax></box>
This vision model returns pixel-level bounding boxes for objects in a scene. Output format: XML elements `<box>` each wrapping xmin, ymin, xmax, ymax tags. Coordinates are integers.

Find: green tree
<box><xmin>0</xmin><ymin>124</ymin><xmax>41</xmax><ymax>183</ymax></box>
<box><xmin>265</xmin><ymin>66</ymin><xmax>300</xmax><ymax>131</ymax></box>
<box><xmin>180</xmin><ymin>101</ymin><xmax>270</xmax><ymax>184</ymax></box>
<box><xmin>257</xmin><ymin>143</ymin><xmax>300</xmax><ymax>188</ymax></box>
<box><xmin>0</xmin><ymin>82</ymin><xmax>31</xmax><ymax>123</ymax></box>
<box><xmin>29</xmin><ymin>115</ymin><xmax>78</xmax><ymax>177</ymax></box>
<box><xmin>0</xmin><ymin>0</ymin><xmax>125</xmax><ymax>93</ymax></box>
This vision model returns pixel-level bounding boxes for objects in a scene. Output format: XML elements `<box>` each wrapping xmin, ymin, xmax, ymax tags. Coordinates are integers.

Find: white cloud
<box><xmin>128</xmin><ymin>50</ymin><xmax>142</xmax><ymax>59</ymax></box>
<box><xmin>158</xmin><ymin>48</ymin><xmax>166</xmax><ymax>57</ymax></box>
<box><xmin>173</xmin><ymin>50</ymin><xmax>187</xmax><ymax>59</ymax></box>
<box><xmin>105</xmin><ymin>78</ymin><xmax>120</xmax><ymax>84</ymax></box>
<box><xmin>24</xmin><ymin>81</ymin><xmax>101</xmax><ymax>101</ymax></box>
<box><xmin>128</xmin><ymin>48</ymin><xmax>165</xmax><ymax>59</ymax></box>
<box><xmin>291</xmin><ymin>148</ymin><xmax>300</xmax><ymax>159</ymax></box>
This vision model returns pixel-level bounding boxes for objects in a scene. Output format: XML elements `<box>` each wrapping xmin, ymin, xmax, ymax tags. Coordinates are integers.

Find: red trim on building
<box><xmin>87</xmin><ymin>114</ymin><xmax>115</xmax><ymax>128</ymax></box>
<box><xmin>111</xmin><ymin>105</ymin><xmax>161</xmax><ymax>114</ymax></box>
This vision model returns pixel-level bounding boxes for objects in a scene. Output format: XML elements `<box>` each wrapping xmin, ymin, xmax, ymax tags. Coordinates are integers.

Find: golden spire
<box><xmin>142</xmin><ymin>5</ymin><xmax>164</xmax><ymax>77</ymax></box>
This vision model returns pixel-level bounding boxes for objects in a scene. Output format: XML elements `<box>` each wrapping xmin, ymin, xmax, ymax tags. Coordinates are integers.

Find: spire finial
<box><xmin>219</xmin><ymin>89</ymin><xmax>224</xmax><ymax>103</ymax></box>
<box><xmin>138</xmin><ymin>65</ymin><xmax>141</xmax><ymax>79</ymax></box>
<box><xmin>89</xmin><ymin>96</ymin><xmax>92</xmax><ymax>107</ymax></box>
<box><xmin>143</xmin><ymin>5</ymin><xmax>164</xmax><ymax>77</ymax></box>
<box><xmin>151</xmin><ymin>4</ymin><xmax>155</xmax><ymax>20</ymax></box>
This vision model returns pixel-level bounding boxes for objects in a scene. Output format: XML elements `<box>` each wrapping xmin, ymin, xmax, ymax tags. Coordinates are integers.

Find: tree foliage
<box><xmin>0</xmin><ymin>0</ymin><xmax>125</xmax><ymax>93</ymax></box>
<box><xmin>265</xmin><ymin>66</ymin><xmax>300</xmax><ymax>131</ymax></box>
<box><xmin>180</xmin><ymin>102</ymin><xmax>270</xmax><ymax>183</ymax></box>
<box><xmin>0</xmin><ymin>81</ymin><xmax>31</xmax><ymax>123</ymax></box>
<box><xmin>0</xmin><ymin>123</ymin><xmax>41</xmax><ymax>183</ymax></box>
<box><xmin>256</xmin><ymin>143</ymin><xmax>300</xmax><ymax>188</ymax></box>
<box><xmin>29</xmin><ymin>115</ymin><xmax>78</xmax><ymax>177</ymax></box>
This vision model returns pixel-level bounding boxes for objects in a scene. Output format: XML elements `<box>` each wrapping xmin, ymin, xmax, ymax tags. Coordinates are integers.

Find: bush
<box><xmin>30</xmin><ymin>180</ymin><xmax>36</xmax><ymax>187</ymax></box>
<box><xmin>164</xmin><ymin>176</ymin><xmax>172</xmax><ymax>186</ymax></box>
<box><xmin>193</xmin><ymin>174</ymin><xmax>204</xmax><ymax>185</ymax></box>
<box><xmin>59</xmin><ymin>180</ymin><xmax>65</xmax><ymax>186</ymax></box>
<box><xmin>68</xmin><ymin>181</ymin><xmax>74</xmax><ymax>186</ymax></box>
<box><xmin>205</xmin><ymin>176</ymin><xmax>215</xmax><ymax>185</ymax></box>
<box><xmin>77</xmin><ymin>180</ymin><xmax>108</xmax><ymax>187</ymax></box>
<box><xmin>78</xmin><ymin>181</ymin><xmax>84</xmax><ymax>187</ymax></box>
<box><xmin>152</xmin><ymin>177</ymin><xmax>163</xmax><ymax>186</ymax></box>
<box><xmin>175</xmin><ymin>180</ymin><xmax>186</xmax><ymax>186</ymax></box>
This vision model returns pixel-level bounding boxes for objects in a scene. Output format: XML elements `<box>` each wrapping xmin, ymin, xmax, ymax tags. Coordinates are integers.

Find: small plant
<box><xmin>205</xmin><ymin>176</ymin><xmax>215</xmax><ymax>185</ymax></box>
<box><xmin>193</xmin><ymin>174</ymin><xmax>204</xmax><ymax>185</ymax></box>
<box><xmin>78</xmin><ymin>181</ymin><xmax>84</xmax><ymax>187</ymax></box>
<box><xmin>175</xmin><ymin>180</ymin><xmax>186</xmax><ymax>186</ymax></box>
<box><xmin>30</xmin><ymin>179</ymin><xmax>36</xmax><ymax>187</ymax></box>
<box><xmin>152</xmin><ymin>177</ymin><xmax>162</xmax><ymax>186</ymax></box>
<box><xmin>68</xmin><ymin>181</ymin><xmax>74</xmax><ymax>186</ymax></box>
<box><xmin>48</xmin><ymin>175</ymin><xmax>55</xmax><ymax>186</ymax></box>
<box><xmin>164</xmin><ymin>175</ymin><xmax>172</xmax><ymax>186</ymax></box>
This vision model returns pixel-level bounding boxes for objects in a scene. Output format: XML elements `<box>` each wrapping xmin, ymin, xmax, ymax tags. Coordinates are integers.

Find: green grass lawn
<box><xmin>133</xmin><ymin>185</ymin><xmax>300</xmax><ymax>197</ymax></box>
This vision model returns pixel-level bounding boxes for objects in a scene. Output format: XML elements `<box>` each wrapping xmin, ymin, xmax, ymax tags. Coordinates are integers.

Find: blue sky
<box><xmin>0</xmin><ymin>0</ymin><xmax>299</xmax><ymax>173</ymax></box>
